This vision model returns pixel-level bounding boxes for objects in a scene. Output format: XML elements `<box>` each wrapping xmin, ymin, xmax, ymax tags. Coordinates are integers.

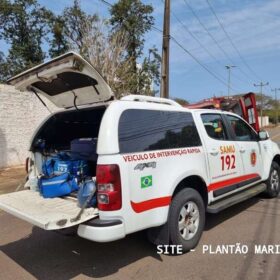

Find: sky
<box><xmin>1</xmin><ymin>0</ymin><xmax>280</xmax><ymax>103</ymax></box>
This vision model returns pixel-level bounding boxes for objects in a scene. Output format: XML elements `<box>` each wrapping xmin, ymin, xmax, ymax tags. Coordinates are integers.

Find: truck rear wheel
<box><xmin>168</xmin><ymin>188</ymin><xmax>205</xmax><ymax>253</ymax></box>
<box><xmin>265</xmin><ymin>162</ymin><xmax>280</xmax><ymax>198</ymax></box>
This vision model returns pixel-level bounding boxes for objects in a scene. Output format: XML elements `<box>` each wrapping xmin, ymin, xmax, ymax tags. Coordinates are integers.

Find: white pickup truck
<box><xmin>0</xmin><ymin>52</ymin><xmax>279</xmax><ymax>253</ymax></box>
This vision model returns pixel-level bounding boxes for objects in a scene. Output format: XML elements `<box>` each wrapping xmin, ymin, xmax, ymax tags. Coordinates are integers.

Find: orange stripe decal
<box><xmin>131</xmin><ymin>196</ymin><xmax>172</xmax><ymax>213</ymax></box>
<box><xmin>208</xmin><ymin>173</ymin><xmax>260</xmax><ymax>192</ymax></box>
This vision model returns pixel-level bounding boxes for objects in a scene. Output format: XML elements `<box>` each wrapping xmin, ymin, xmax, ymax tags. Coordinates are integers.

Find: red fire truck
<box><xmin>185</xmin><ymin>92</ymin><xmax>260</xmax><ymax>132</ymax></box>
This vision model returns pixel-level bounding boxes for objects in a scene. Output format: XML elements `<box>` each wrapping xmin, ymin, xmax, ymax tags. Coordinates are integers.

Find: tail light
<box><xmin>25</xmin><ymin>157</ymin><xmax>30</xmax><ymax>173</ymax></box>
<box><xmin>96</xmin><ymin>164</ymin><xmax>122</xmax><ymax>211</ymax></box>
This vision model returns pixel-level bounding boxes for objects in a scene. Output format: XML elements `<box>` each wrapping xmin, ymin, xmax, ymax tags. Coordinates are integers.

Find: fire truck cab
<box><xmin>185</xmin><ymin>93</ymin><xmax>260</xmax><ymax>132</ymax></box>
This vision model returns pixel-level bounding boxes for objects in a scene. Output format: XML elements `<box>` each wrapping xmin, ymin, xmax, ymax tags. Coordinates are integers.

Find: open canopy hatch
<box><xmin>7</xmin><ymin>52</ymin><xmax>114</xmax><ymax>108</ymax></box>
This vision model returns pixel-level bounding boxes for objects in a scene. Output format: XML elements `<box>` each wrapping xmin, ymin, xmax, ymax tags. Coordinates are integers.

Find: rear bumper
<box><xmin>77</xmin><ymin>218</ymin><xmax>125</xmax><ymax>242</ymax></box>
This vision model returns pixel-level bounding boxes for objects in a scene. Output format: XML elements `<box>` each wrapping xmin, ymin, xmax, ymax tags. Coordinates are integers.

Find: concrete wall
<box><xmin>0</xmin><ymin>84</ymin><xmax>58</xmax><ymax>168</ymax></box>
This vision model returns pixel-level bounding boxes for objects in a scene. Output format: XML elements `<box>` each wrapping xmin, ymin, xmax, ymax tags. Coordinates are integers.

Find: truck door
<box><xmin>225</xmin><ymin>114</ymin><xmax>262</xmax><ymax>183</ymax></box>
<box><xmin>199</xmin><ymin>113</ymin><xmax>244</xmax><ymax>199</ymax></box>
<box><xmin>239</xmin><ymin>93</ymin><xmax>260</xmax><ymax>132</ymax></box>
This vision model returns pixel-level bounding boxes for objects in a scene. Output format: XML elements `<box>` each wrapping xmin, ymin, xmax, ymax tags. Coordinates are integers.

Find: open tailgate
<box><xmin>7</xmin><ymin>52</ymin><xmax>114</xmax><ymax>108</ymax></box>
<box><xmin>0</xmin><ymin>190</ymin><xmax>98</xmax><ymax>230</ymax></box>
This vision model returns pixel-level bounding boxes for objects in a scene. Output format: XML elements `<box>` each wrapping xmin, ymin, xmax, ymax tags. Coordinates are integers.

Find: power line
<box><xmin>205</xmin><ymin>0</ymin><xmax>262</xmax><ymax>81</ymax></box>
<box><xmin>183</xmin><ymin>0</ymin><xmax>254</xmax><ymax>83</ymax></box>
<box><xmin>98</xmin><ymin>0</ymin><xmax>112</xmax><ymax>7</ymax></box>
<box><xmin>96</xmin><ymin>0</ymin><xmax>164</xmax><ymax>53</ymax></box>
<box><xmin>171</xmin><ymin>12</ymin><xmax>221</xmax><ymax>66</ymax></box>
<box><xmin>96</xmin><ymin>0</ymin><xmax>237</xmax><ymax>92</ymax></box>
<box><xmin>170</xmin><ymin>10</ymin><xmax>249</xmax><ymax>88</ymax></box>
<box><xmin>183</xmin><ymin>0</ymin><xmax>235</xmax><ymax>65</ymax></box>
<box><xmin>97</xmin><ymin>0</ymin><xmax>164</xmax><ymax>36</ymax></box>
<box><xmin>170</xmin><ymin>36</ymin><xmax>238</xmax><ymax>91</ymax></box>
<box><xmin>152</xmin><ymin>26</ymin><xmax>163</xmax><ymax>33</ymax></box>
<box><xmin>140</xmin><ymin>23</ymin><xmax>241</xmax><ymax>91</ymax></box>
<box><xmin>148</xmin><ymin>26</ymin><xmax>240</xmax><ymax>91</ymax></box>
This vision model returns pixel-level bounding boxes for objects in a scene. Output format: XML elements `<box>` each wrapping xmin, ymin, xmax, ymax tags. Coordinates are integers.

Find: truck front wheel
<box><xmin>265</xmin><ymin>162</ymin><xmax>280</xmax><ymax>198</ymax></box>
<box><xmin>168</xmin><ymin>188</ymin><xmax>205</xmax><ymax>253</ymax></box>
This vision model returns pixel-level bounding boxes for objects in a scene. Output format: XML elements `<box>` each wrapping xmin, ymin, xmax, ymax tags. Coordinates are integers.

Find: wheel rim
<box><xmin>271</xmin><ymin>169</ymin><xmax>279</xmax><ymax>192</ymax></box>
<box><xmin>178</xmin><ymin>201</ymin><xmax>200</xmax><ymax>241</ymax></box>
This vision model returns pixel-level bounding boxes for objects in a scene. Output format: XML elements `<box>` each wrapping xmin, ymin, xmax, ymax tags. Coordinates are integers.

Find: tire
<box><xmin>265</xmin><ymin>162</ymin><xmax>280</xmax><ymax>198</ymax></box>
<box><xmin>168</xmin><ymin>188</ymin><xmax>205</xmax><ymax>253</ymax></box>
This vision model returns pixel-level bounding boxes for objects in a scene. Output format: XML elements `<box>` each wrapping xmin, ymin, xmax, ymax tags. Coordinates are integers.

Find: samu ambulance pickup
<box><xmin>0</xmin><ymin>52</ymin><xmax>279</xmax><ymax>252</ymax></box>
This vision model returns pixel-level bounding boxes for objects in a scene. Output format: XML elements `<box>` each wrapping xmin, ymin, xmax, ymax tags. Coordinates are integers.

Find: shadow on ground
<box><xmin>0</xmin><ymin>227</ymin><xmax>162</xmax><ymax>279</ymax></box>
<box><xmin>0</xmin><ymin>194</ymin><xmax>276</xmax><ymax>279</ymax></box>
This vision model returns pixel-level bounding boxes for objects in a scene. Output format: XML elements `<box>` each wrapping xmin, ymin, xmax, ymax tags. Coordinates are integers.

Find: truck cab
<box><xmin>0</xmin><ymin>52</ymin><xmax>279</xmax><ymax>253</ymax></box>
<box><xmin>185</xmin><ymin>93</ymin><xmax>260</xmax><ymax>132</ymax></box>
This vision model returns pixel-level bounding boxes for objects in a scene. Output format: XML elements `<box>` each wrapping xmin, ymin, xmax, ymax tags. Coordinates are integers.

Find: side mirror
<box><xmin>258</xmin><ymin>130</ymin><xmax>269</xmax><ymax>141</ymax></box>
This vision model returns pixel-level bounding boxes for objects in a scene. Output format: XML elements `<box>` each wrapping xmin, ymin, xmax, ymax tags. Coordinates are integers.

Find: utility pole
<box><xmin>271</xmin><ymin>88</ymin><xmax>280</xmax><ymax>126</ymax></box>
<box><xmin>160</xmin><ymin>0</ymin><xmax>170</xmax><ymax>98</ymax></box>
<box><xmin>254</xmin><ymin>82</ymin><xmax>269</xmax><ymax>128</ymax></box>
<box><xmin>225</xmin><ymin>65</ymin><xmax>236</xmax><ymax>98</ymax></box>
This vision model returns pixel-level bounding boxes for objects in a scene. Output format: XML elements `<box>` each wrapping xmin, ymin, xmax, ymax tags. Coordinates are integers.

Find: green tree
<box><xmin>109</xmin><ymin>0</ymin><xmax>160</xmax><ymax>96</ymax></box>
<box><xmin>110</xmin><ymin>0</ymin><xmax>154</xmax><ymax>70</ymax></box>
<box><xmin>0</xmin><ymin>51</ymin><xmax>9</xmax><ymax>82</ymax></box>
<box><xmin>48</xmin><ymin>0</ymin><xmax>99</xmax><ymax>58</ymax></box>
<box><xmin>137</xmin><ymin>47</ymin><xmax>161</xmax><ymax>95</ymax></box>
<box><xmin>0</xmin><ymin>0</ymin><xmax>52</xmax><ymax>80</ymax></box>
<box><xmin>82</xmin><ymin>20</ymin><xmax>132</xmax><ymax>98</ymax></box>
<box><xmin>63</xmin><ymin>0</ymin><xmax>98</xmax><ymax>56</ymax></box>
<box><xmin>48</xmin><ymin>15</ymin><xmax>69</xmax><ymax>58</ymax></box>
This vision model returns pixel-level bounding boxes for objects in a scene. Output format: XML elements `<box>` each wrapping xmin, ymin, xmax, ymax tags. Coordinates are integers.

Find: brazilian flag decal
<box><xmin>141</xmin><ymin>175</ymin><xmax>153</xmax><ymax>188</ymax></box>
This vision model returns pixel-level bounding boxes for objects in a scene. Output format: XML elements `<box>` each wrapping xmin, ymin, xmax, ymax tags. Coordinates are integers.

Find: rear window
<box><xmin>118</xmin><ymin>109</ymin><xmax>201</xmax><ymax>153</ymax></box>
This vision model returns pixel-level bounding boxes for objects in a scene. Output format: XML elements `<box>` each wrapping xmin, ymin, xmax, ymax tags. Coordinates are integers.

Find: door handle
<box><xmin>240</xmin><ymin>147</ymin><xmax>246</xmax><ymax>153</ymax></box>
<box><xmin>210</xmin><ymin>148</ymin><xmax>219</xmax><ymax>156</ymax></box>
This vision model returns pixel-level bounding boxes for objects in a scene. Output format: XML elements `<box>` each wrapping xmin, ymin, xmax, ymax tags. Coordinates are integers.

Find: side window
<box><xmin>201</xmin><ymin>114</ymin><xmax>228</xmax><ymax>140</ymax></box>
<box><xmin>118</xmin><ymin>109</ymin><xmax>201</xmax><ymax>153</ymax></box>
<box><xmin>226</xmin><ymin>115</ymin><xmax>258</xmax><ymax>141</ymax></box>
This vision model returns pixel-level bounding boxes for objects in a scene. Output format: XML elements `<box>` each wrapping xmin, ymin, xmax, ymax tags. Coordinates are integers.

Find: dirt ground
<box><xmin>0</xmin><ymin>166</ymin><xmax>26</xmax><ymax>195</ymax></box>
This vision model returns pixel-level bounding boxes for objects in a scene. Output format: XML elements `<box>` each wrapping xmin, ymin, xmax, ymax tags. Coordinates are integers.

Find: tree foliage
<box><xmin>48</xmin><ymin>15</ymin><xmax>69</xmax><ymax>58</ymax></box>
<box><xmin>0</xmin><ymin>51</ymin><xmax>9</xmax><ymax>82</ymax></box>
<box><xmin>110</xmin><ymin>0</ymin><xmax>154</xmax><ymax>69</ymax></box>
<box><xmin>61</xmin><ymin>0</ymin><xmax>98</xmax><ymax>56</ymax></box>
<box><xmin>48</xmin><ymin>0</ymin><xmax>99</xmax><ymax>58</ymax></box>
<box><xmin>82</xmin><ymin>19</ymin><xmax>130</xmax><ymax>98</ymax></box>
<box><xmin>0</xmin><ymin>0</ymin><xmax>51</xmax><ymax>80</ymax></box>
<box><xmin>0</xmin><ymin>0</ymin><xmax>161</xmax><ymax>97</ymax></box>
<box><xmin>109</xmin><ymin>0</ymin><xmax>160</xmax><ymax>96</ymax></box>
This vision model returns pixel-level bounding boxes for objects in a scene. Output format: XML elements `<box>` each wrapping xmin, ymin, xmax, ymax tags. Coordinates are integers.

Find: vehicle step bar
<box><xmin>207</xmin><ymin>183</ymin><xmax>267</xmax><ymax>214</ymax></box>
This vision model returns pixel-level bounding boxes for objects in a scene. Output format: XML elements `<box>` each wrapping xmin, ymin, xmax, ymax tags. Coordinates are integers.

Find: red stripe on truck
<box><xmin>208</xmin><ymin>173</ymin><xmax>260</xmax><ymax>192</ymax></box>
<box><xmin>130</xmin><ymin>173</ymin><xmax>260</xmax><ymax>213</ymax></box>
<box><xmin>131</xmin><ymin>196</ymin><xmax>172</xmax><ymax>213</ymax></box>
